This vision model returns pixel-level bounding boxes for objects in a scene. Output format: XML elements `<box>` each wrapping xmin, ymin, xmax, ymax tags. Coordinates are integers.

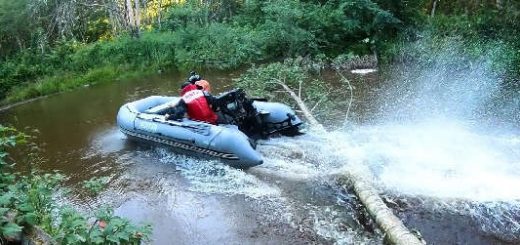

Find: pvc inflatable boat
<box><xmin>116</xmin><ymin>89</ymin><xmax>303</xmax><ymax>168</ymax></box>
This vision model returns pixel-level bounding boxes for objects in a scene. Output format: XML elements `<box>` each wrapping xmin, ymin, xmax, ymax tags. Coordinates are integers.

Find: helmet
<box><xmin>188</xmin><ymin>74</ymin><xmax>201</xmax><ymax>84</ymax></box>
<box><xmin>195</xmin><ymin>80</ymin><xmax>211</xmax><ymax>92</ymax></box>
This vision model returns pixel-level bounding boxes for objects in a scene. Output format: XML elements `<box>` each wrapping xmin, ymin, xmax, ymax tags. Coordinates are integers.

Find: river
<box><xmin>1</xmin><ymin>69</ymin><xmax>519</xmax><ymax>244</ymax></box>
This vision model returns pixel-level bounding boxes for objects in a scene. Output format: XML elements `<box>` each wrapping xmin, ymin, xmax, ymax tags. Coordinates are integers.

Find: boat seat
<box><xmin>145</xmin><ymin>103</ymin><xmax>173</xmax><ymax>115</ymax></box>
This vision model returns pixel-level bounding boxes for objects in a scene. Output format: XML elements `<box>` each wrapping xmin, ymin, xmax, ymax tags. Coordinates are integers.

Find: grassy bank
<box><xmin>4</xmin><ymin>66</ymin><xmax>125</xmax><ymax>105</ymax></box>
<box><xmin>1</xmin><ymin>33</ymin><xmax>179</xmax><ymax>105</ymax></box>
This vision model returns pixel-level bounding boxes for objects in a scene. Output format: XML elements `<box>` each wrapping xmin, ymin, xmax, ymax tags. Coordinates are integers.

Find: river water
<box><xmin>1</xmin><ymin>69</ymin><xmax>519</xmax><ymax>244</ymax></box>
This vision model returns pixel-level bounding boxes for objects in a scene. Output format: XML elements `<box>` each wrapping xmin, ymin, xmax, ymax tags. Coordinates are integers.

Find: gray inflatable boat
<box><xmin>117</xmin><ymin>89</ymin><xmax>303</xmax><ymax>168</ymax></box>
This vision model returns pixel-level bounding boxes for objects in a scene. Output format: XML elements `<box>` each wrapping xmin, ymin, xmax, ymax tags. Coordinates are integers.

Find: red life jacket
<box><xmin>181</xmin><ymin>84</ymin><xmax>218</xmax><ymax>124</ymax></box>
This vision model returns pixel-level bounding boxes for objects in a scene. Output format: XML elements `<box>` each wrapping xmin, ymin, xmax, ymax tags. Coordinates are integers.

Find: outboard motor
<box><xmin>215</xmin><ymin>89</ymin><xmax>303</xmax><ymax>139</ymax></box>
<box><xmin>216</xmin><ymin>89</ymin><xmax>261</xmax><ymax>136</ymax></box>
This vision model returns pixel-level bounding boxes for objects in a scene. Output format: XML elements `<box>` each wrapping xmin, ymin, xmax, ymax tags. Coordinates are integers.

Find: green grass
<box><xmin>2</xmin><ymin>66</ymin><xmax>150</xmax><ymax>105</ymax></box>
<box><xmin>0</xmin><ymin>32</ymin><xmax>178</xmax><ymax>105</ymax></box>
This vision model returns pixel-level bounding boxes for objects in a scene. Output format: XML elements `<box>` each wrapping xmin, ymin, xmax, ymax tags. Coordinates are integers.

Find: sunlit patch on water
<box><xmin>351</xmin><ymin>69</ymin><xmax>377</xmax><ymax>75</ymax></box>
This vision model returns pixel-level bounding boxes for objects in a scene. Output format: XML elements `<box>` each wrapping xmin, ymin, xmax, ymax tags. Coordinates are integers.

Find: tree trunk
<box><xmin>272</xmin><ymin>79</ymin><xmax>322</xmax><ymax>128</ymax></box>
<box><xmin>15</xmin><ymin>36</ymin><xmax>23</xmax><ymax>51</ymax></box>
<box><xmin>157</xmin><ymin>0</ymin><xmax>163</xmax><ymax>29</ymax></box>
<box><xmin>133</xmin><ymin>0</ymin><xmax>141</xmax><ymax>37</ymax></box>
<box><xmin>340</xmin><ymin>172</ymin><xmax>424</xmax><ymax>245</ymax></box>
<box><xmin>106</xmin><ymin>1</ymin><xmax>117</xmax><ymax>34</ymax></box>
<box><xmin>125</xmin><ymin>0</ymin><xmax>134</xmax><ymax>32</ymax></box>
<box><xmin>430</xmin><ymin>0</ymin><xmax>438</xmax><ymax>18</ymax></box>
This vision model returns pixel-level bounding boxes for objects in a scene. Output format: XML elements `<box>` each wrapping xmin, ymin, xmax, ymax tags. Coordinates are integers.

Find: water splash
<box><xmin>328</xmin><ymin>38</ymin><xmax>520</xmax><ymax>242</ymax></box>
<box><xmin>332</xmin><ymin>121</ymin><xmax>520</xmax><ymax>201</ymax></box>
<box><xmin>151</xmin><ymin>139</ymin><xmax>384</xmax><ymax>244</ymax></box>
<box><xmin>155</xmin><ymin>148</ymin><xmax>281</xmax><ymax>199</ymax></box>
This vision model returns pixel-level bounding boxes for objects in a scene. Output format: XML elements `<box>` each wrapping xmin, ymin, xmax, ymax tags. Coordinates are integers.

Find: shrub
<box><xmin>234</xmin><ymin>61</ymin><xmax>351</xmax><ymax>120</ymax></box>
<box><xmin>0</xmin><ymin>126</ymin><xmax>152</xmax><ymax>244</ymax></box>
<box><xmin>173</xmin><ymin>23</ymin><xmax>262</xmax><ymax>69</ymax></box>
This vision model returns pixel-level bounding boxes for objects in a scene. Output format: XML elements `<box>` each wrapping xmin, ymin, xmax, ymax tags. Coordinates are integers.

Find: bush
<box><xmin>162</xmin><ymin>3</ymin><xmax>210</xmax><ymax>30</ymax></box>
<box><xmin>234</xmin><ymin>61</ymin><xmax>351</xmax><ymax>120</ymax></box>
<box><xmin>0</xmin><ymin>126</ymin><xmax>152</xmax><ymax>244</ymax></box>
<box><xmin>173</xmin><ymin>23</ymin><xmax>262</xmax><ymax>69</ymax></box>
<box><xmin>71</xmin><ymin>33</ymin><xmax>177</xmax><ymax>72</ymax></box>
<box><xmin>379</xmin><ymin>29</ymin><xmax>520</xmax><ymax>82</ymax></box>
<box><xmin>0</xmin><ymin>32</ymin><xmax>178</xmax><ymax>104</ymax></box>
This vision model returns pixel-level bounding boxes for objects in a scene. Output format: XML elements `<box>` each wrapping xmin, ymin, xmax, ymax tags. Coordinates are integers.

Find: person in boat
<box><xmin>188</xmin><ymin>71</ymin><xmax>212</xmax><ymax>93</ymax></box>
<box><xmin>164</xmin><ymin>81</ymin><xmax>221</xmax><ymax>124</ymax></box>
<box><xmin>195</xmin><ymin>79</ymin><xmax>211</xmax><ymax>93</ymax></box>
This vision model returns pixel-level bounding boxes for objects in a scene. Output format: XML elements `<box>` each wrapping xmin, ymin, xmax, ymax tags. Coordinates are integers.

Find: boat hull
<box><xmin>116</xmin><ymin>95</ymin><xmax>302</xmax><ymax>168</ymax></box>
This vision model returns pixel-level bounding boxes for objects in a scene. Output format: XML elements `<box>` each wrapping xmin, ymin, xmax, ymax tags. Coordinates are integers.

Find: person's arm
<box><xmin>204</xmin><ymin>91</ymin><xmax>220</xmax><ymax>111</ymax></box>
<box><xmin>165</xmin><ymin>100</ymin><xmax>187</xmax><ymax>120</ymax></box>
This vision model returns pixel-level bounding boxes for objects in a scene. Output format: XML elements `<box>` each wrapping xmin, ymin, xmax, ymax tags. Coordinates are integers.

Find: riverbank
<box><xmin>1</xmin><ymin>66</ymin><xmax>157</xmax><ymax>107</ymax></box>
<box><xmin>0</xmin><ymin>32</ymin><xmax>179</xmax><ymax>106</ymax></box>
<box><xmin>2</xmin><ymin>1</ymin><xmax>519</xmax><ymax>108</ymax></box>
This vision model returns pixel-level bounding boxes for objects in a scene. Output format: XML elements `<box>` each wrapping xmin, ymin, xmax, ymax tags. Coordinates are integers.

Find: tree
<box><xmin>0</xmin><ymin>0</ymin><xmax>32</xmax><ymax>57</ymax></box>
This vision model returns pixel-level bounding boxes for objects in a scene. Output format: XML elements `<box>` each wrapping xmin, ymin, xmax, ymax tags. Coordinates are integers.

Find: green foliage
<box><xmin>4</xmin><ymin>66</ymin><xmax>121</xmax><ymax>104</ymax></box>
<box><xmin>234</xmin><ymin>62</ymin><xmax>308</xmax><ymax>99</ymax></box>
<box><xmin>162</xmin><ymin>0</ymin><xmax>243</xmax><ymax>30</ymax></box>
<box><xmin>70</xmin><ymin>33</ymin><xmax>177</xmax><ymax>72</ymax></box>
<box><xmin>165</xmin><ymin>0</ymin><xmax>401</xmax><ymax>67</ymax></box>
<box><xmin>82</xmin><ymin>177</ymin><xmax>110</xmax><ymax>196</ymax></box>
<box><xmin>379</xmin><ymin>3</ymin><xmax>520</xmax><ymax>82</ymax></box>
<box><xmin>173</xmin><ymin>23</ymin><xmax>262</xmax><ymax>69</ymax></box>
<box><xmin>254</xmin><ymin>0</ymin><xmax>318</xmax><ymax>57</ymax></box>
<box><xmin>1</xmin><ymin>32</ymin><xmax>177</xmax><ymax>104</ymax></box>
<box><xmin>235</xmin><ymin>61</ymin><xmax>351</xmax><ymax>119</ymax></box>
<box><xmin>0</xmin><ymin>214</ymin><xmax>22</xmax><ymax>239</ymax></box>
<box><xmin>0</xmin><ymin>125</ymin><xmax>31</xmax><ymax>240</ymax></box>
<box><xmin>0</xmin><ymin>0</ymin><xmax>32</xmax><ymax>57</ymax></box>
<box><xmin>52</xmin><ymin>207</ymin><xmax>151</xmax><ymax>245</ymax></box>
<box><xmin>0</xmin><ymin>126</ymin><xmax>152</xmax><ymax>243</ymax></box>
<box><xmin>373</xmin><ymin>0</ymin><xmax>428</xmax><ymax>30</ymax></box>
<box><xmin>163</xmin><ymin>3</ymin><xmax>211</xmax><ymax>30</ymax></box>
<box><xmin>0</xmin><ymin>0</ymin><xmax>402</xmax><ymax>103</ymax></box>
<box><xmin>0</xmin><ymin>125</ymin><xmax>27</xmax><ymax>189</ymax></box>
<box><xmin>91</xmin><ymin>208</ymin><xmax>151</xmax><ymax>245</ymax></box>
<box><xmin>1</xmin><ymin>0</ymin><xmax>520</xmax><ymax>105</ymax></box>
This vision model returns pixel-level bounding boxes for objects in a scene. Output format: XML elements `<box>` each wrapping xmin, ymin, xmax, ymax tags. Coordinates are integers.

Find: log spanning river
<box><xmin>1</xmin><ymin>70</ymin><xmax>519</xmax><ymax>244</ymax></box>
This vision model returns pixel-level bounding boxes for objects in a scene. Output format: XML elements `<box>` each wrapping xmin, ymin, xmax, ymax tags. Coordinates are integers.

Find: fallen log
<box><xmin>271</xmin><ymin>78</ymin><xmax>321</xmax><ymax>127</ymax></box>
<box><xmin>272</xmin><ymin>78</ymin><xmax>424</xmax><ymax>245</ymax></box>
<box><xmin>339</xmin><ymin>171</ymin><xmax>424</xmax><ymax>245</ymax></box>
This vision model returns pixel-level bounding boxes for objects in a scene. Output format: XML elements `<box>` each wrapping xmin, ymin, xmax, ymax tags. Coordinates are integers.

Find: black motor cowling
<box><xmin>216</xmin><ymin>89</ymin><xmax>304</xmax><ymax>139</ymax></box>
